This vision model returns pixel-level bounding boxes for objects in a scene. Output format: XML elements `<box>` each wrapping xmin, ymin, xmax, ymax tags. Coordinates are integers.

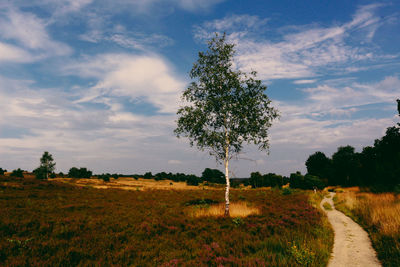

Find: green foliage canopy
<box><xmin>174</xmin><ymin>33</ymin><xmax>279</xmax><ymax>162</ymax></box>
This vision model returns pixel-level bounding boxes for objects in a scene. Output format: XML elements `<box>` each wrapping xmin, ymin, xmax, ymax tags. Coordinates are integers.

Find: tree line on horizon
<box><xmin>305</xmin><ymin>99</ymin><xmax>400</xmax><ymax>192</ymax></box>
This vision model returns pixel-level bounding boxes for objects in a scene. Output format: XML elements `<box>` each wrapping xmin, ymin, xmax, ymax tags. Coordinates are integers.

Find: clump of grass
<box><xmin>334</xmin><ymin>189</ymin><xmax>400</xmax><ymax>266</ymax></box>
<box><xmin>322</xmin><ymin>202</ymin><xmax>332</xmax><ymax>211</ymax></box>
<box><xmin>189</xmin><ymin>201</ymin><xmax>261</xmax><ymax>218</ymax></box>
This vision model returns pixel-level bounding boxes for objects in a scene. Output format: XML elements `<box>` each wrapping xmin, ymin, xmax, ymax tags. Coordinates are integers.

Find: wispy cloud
<box><xmin>0</xmin><ymin>8</ymin><xmax>72</xmax><ymax>62</ymax></box>
<box><xmin>195</xmin><ymin>4</ymin><xmax>396</xmax><ymax>80</ymax></box>
<box><xmin>80</xmin><ymin>23</ymin><xmax>173</xmax><ymax>51</ymax></box>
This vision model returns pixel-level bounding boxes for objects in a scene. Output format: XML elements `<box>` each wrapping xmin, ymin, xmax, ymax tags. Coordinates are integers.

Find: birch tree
<box><xmin>40</xmin><ymin>151</ymin><xmax>55</xmax><ymax>179</ymax></box>
<box><xmin>174</xmin><ymin>33</ymin><xmax>279</xmax><ymax>216</ymax></box>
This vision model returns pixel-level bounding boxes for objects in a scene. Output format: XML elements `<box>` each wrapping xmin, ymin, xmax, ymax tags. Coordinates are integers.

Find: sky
<box><xmin>0</xmin><ymin>0</ymin><xmax>399</xmax><ymax>177</ymax></box>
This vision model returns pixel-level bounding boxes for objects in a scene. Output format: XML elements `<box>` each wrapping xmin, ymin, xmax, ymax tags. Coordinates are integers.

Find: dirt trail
<box><xmin>321</xmin><ymin>192</ymin><xmax>381</xmax><ymax>267</ymax></box>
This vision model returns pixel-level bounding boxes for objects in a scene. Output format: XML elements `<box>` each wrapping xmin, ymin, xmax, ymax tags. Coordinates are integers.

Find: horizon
<box><xmin>0</xmin><ymin>0</ymin><xmax>399</xmax><ymax>177</ymax></box>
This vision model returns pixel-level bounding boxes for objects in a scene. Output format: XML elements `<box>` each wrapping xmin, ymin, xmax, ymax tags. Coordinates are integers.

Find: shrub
<box><xmin>249</xmin><ymin>172</ymin><xmax>285</xmax><ymax>188</ymax></box>
<box><xmin>10</xmin><ymin>168</ymin><xmax>24</xmax><ymax>178</ymax></box>
<box><xmin>0</xmin><ymin>168</ymin><xmax>7</xmax><ymax>175</ymax></box>
<box><xmin>186</xmin><ymin>175</ymin><xmax>201</xmax><ymax>186</ymax></box>
<box><xmin>143</xmin><ymin>172</ymin><xmax>153</xmax><ymax>179</ymax></box>
<box><xmin>282</xmin><ymin>188</ymin><xmax>292</xmax><ymax>195</ymax></box>
<box><xmin>68</xmin><ymin>167</ymin><xmax>92</xmax><ymax>178</ymax></box>
<box><xmin>323</xmin><ymin>202</ymin><xmax>332</xmax><ymax>210</ymax></box>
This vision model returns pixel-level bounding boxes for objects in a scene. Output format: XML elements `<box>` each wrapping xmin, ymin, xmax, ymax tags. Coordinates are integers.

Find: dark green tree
<box><xmin>331</xmin><ymin>146</ymin><xmax>360</xmax><ymax>186</ymax></box>
<box><xmin>305</xmin><ymin>151</ymin><xmax>332</xmax><ymax>183</ymax></box>
<box><xmin>0</xmin><ymin>168</ymin><xmax>6</xmax><ymax>175</ymax></box>
<box><xmin>201</xmin><ymin>168</ymin><xmax>225</xmax><ymax>184</ymax></box>
<box><xmin>175</xmin><ymin>33</ymin><xmax>279</xmax><ymax>216</ymax></box>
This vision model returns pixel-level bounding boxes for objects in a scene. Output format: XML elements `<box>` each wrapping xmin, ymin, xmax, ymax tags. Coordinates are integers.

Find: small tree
<box><xmin>37</xmin><ymin>151</ymin><xmax>56</xmax><ymax>179</ymax></box>
<box><xmin>175</xmin><ymin>33</ymin><xmax>279</xmax><ymax>216</ymax></box>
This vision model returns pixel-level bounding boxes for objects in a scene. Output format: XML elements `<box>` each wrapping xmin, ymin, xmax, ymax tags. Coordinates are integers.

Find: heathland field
<box><xmin>0</xmin><ymin>176</ymin><xmax>333</xmax><ymax>266</ymax></box>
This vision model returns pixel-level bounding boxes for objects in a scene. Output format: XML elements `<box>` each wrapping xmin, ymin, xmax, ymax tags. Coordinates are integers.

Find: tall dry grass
<box><xmin>189</xmin><ymin>202</ymin><xmax>261</xmax><ymax>217</ymax></box>
<box><xmin>334</xmin><ymin>188</ymin><xmax>400</xmax><ymax>266</ymax></box>
<box><xmin>335</xmin><ymin>190</ymin><xmax>400</xmax><ymax>236</ymax></box>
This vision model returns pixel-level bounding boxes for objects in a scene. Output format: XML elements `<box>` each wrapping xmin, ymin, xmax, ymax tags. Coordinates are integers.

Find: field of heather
<box><xmin>0</xmin><ymin>176</ymin><xmax>332</xmax><ymax>266</ymax></box>
<box><xmin>334</xmin><ymin>187</ymin><xmax>400</xmax><ymax>267</ymax></box>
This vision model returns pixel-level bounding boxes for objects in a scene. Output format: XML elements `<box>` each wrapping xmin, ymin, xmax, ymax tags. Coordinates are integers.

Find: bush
<box><xmin>249</xmin><ymin>172</ymin><xmax>284</xmax><ymax>188</ymax></box>
<box><xmin>10</xmin><ymin>168</ymin><xmax>24</xmax><ymax>178</ymax></box>
<box><xmin>97</xmin><ymin>174</ymin><xmax>111</xmax><ymax>182</ymax></box>
<box><xmin>290</xmin><ymin>172</ymin><xmax>325</xmax><ymax>190</ymax></box>
<box><xmin>143</xmin><ymin>172</ymin><xmax>153</xmax><ymax>179</ymax></box>
<box><xmin>0</xmin><ymin>168</ymin><xmax>7</xmax><ymax>175</ymax></box>
<box><xmin>68</xmin><ymin>167</ymin><xmax>92</xmax><ymax>178</ymax></box>
<box><xmin>186</xmin><ymin>175</ymin><xmax>201</xmax><ymax>186</ymax></box>
<box><xmin>282</xmin><ymin>188</ymin><xmax>292</xmax><ymax>195</ymax></box>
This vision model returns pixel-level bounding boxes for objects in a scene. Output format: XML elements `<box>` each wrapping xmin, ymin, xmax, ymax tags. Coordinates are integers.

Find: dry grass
<box><xmin>189</xmin><ymin>201</ymin><xmax>261</xmax><ymax>218</ymax></box>
<box><xmin>334</xmin><ymin>188</ymin><xmax>400</xmax><ymax>266</ymax></box>
<box><xmin>336</xmin><ymin>190</ymin><xmax>400</xmax><ymax>236</ymax></box>
<box><xmin>52</xmin><ymin>177</ymin><xmax>201</xmax><ymax>191</ymax></box>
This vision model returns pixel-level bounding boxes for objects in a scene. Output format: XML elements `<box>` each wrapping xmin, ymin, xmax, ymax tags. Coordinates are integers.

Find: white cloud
<box><xmin>293</xmin><ymin>79</ymin><xmax>316</xmax><ymax>84</ymax></box>
<box><xmin>0</xmin><ymin>42</ymin><xmax>33</xmax><ymax>63</ymax></box>
<box><xmin>0</xmin><ymin>74</ymin><xmax>191</xmax><ymax>173</ymax></box>
<box><xmin>195</xmin><ymin>4</ymin><xmax>394</xmax><ymax>80</ymax></box>
<box><xmin>0</xmin><ymin>8</ymin><xmax>72</xmax><ymax>62</ymax></box>
<box><xmin>67</xmin><ymin>53</ymin><xmax>186</xmax><ymax>113</ymax></box>
<box><xmin>266</xmin><ymin>75</ymin><xmax>400</xmax><ymax>154</ymax></box>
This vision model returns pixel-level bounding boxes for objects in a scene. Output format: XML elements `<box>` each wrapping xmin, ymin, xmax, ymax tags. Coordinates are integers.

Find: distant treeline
<box><xmin>305</xmin><ymin>100</ymin><xmax>400</xmax><ymax>192</ymax></box>
<box><xmin>95</xmin><ymin>168</ymin><xmax>227</xmax><ymax>186</ymax></box>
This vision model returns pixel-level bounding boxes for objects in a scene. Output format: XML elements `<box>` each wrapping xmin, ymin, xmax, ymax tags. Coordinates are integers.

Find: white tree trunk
<box><xmin>224</xmin><ymin>146</ymin><xmax>230</xmax><ymax>217</ymax></box>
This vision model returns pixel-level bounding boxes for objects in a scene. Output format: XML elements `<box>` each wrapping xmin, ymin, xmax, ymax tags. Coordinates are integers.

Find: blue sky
<box><xmin>0</xmin><ymin>0</ymin><xmax>399</xmax><ymax>177</ymax></box>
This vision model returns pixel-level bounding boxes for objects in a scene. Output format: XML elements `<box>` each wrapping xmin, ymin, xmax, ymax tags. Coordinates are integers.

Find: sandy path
<box><xmin>321</xmin><ymin>192</ymin><xmax>381</xmax><ymax>267</ymax></box>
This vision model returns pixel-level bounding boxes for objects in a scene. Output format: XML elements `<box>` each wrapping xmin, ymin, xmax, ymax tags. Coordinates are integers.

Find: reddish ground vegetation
<box><xmin>0</xmin><ymin>176</ymin><xmax>332</xmax><ymax>266</ymax></box>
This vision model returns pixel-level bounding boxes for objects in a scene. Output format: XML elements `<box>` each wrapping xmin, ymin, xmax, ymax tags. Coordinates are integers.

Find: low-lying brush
<box><xmin>334</xmin><ymin>188</ymin><xmax>400</xmax><ymax>266</ymax></box>
<box><xmin>0</xmin><ymin>176</ymin><xmax>333</xmax><ymax>266</ymax></box>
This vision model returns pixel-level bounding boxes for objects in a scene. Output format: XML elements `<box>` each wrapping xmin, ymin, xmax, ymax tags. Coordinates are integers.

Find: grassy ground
<box><xmin>0</xmin><ymin>176</ymin><xmax>332</xmax><ymax>266</ymax></box>
<box><xmin>333</xmin><ymin>187</ymin><xmax>400</xmax><ymax>267</ymax></box>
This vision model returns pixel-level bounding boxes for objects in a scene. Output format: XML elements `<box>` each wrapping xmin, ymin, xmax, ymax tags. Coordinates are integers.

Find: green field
<box><xmin>0</xmin><ymin>176</ymin><xmax>332</xmax><ymax>266</ymax></box>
